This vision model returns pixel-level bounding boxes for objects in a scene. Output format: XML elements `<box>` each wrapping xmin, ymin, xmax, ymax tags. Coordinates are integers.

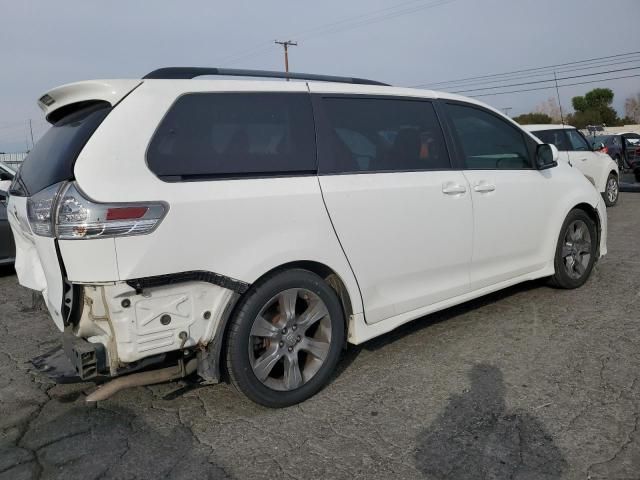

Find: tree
<box><xmin>569</xmin><ymin>88</ymin><xmax>619</xmax><ymax>128</ymax></box>
<box><xmin>624</xmin><ymin>93</ymin><xmax>640</xmax><ymax>123</ymax></box>
<box><xmin>513</xmin><ymin>112</ymin><xmax>553</xmax><ymax>124</ymax></box>
<box><xmin>534</xmin><ymin>97</ymin><xmax>562</xmax><ymax>123</ymax></box>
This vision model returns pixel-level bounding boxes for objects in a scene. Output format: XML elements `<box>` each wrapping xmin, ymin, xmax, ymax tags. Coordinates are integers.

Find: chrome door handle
<box><xmin>442</xmin><ymin>183</ymin><xmax>467</xmax><ymax>195</ymax></box>
<box><xmin>473</xmin><ymin>183</ymin><xmax>496</xmax><ymax>193</ymax></box>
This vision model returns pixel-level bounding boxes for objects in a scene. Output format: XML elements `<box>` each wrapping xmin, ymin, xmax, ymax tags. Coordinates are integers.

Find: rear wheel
<box><xmin>602</xmin><ymin>172</ymin><xmax>619</xmax><ymax>207</ymax></box>
<box><xmin>548</xmin><ymin>209</ymin><xmax>598</xmax><ymax>289</ymax></box>
<box><xmin>225</xmin><ymin>269</ymin><xmax>344</xmax><ymax>407</ymax></box>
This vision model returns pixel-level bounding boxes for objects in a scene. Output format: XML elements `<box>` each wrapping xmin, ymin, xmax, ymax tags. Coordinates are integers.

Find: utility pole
<box><xmin>28</xmin><ymin>119</ymin><xmax>35</xmax><ymax>149</ymax></box>
<box><xmin>275</xmin><ymin>40</ymin><xmax>297</xmax><ymax>78</ymax></box>
<box><xmin>553</xmin><ymin>71</ymin><xmax>565</xmax><ymax>126</ymax></box>
<box><xmin>501</xmin><ymin>107</ymin><xmax>513</xmax><ymax>117</ymax></box>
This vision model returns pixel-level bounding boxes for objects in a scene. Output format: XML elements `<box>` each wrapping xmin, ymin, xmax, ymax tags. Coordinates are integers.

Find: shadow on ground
<box><xmin>415</xmin><ymin>364</ymin><xmax>566</xmax><ymax>479</ymax></box>
<box><xmin>0</xmin><ymin>403</ymin><xmax>229</xmax><ymax>480</ymax></box>
<box><xmin>362</xmin><ymin>279</ymin><xmax>544</xmax><ymax>352</ymax></box>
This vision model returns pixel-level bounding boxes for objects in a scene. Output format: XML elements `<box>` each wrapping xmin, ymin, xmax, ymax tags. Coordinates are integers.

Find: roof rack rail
<box><xmin>142</xmin><ymin>67</ymin><xmax>389</xmax><ymax>86</ymax></box>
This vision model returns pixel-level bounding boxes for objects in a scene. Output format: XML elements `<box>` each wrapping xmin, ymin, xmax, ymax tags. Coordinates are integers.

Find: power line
<box><xmin>220</xmin><ymin>0</ymin><xmax>457</xmax><ymax>66</ymax></box>
<box><xmin>414</xmin><ymin>50</ymin><xmax>640</xmax><ymax>88</ymax></box>
<box><xmin>217</xmin><ymin>0</ymin><xmax>432</xmax><ymax>65</ymax></box>
<box><xmin>451</xmin><ymin>66</ymin><xmax>640</xmax><ymax>94</ymax></box>
<box><xmin>421</xmin><ymin>56</ymin><xmax>640</xmax><ymax>91</ymax></box>
<box><xmin>470</xmin><ymin>73</ymin><xmax>640</xmax><ymax>98</ymax></box>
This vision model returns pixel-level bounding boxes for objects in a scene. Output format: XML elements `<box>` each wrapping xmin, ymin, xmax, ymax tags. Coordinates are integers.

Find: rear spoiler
<box><xmin>38</xmin><ymin>80</ymin><xmax>142</xmax><ymax>123</ymax></box>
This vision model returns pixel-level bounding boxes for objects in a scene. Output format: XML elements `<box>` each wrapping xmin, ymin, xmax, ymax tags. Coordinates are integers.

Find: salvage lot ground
<box><xmin>1</xmin><ymin>195</ymin><xmax>639</xmax><ymax>480</ymax></box>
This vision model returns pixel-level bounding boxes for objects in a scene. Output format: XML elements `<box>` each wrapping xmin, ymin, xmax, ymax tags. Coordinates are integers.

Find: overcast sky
<box><xmin>1</xmin><ymin>0</ymin><xmax>639</xmax><ymax>152</ymax></box>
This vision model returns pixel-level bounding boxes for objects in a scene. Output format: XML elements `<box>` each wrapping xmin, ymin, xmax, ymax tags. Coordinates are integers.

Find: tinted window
<box><xmin>11</xmin><ymin>103</ymin><xmax>110</xmax><ymax>196</ymax></box>
<box><xmin>446</xmin><ymin>103</ymin><xmax>531</xmax><ymax>169</ymax></box>
<box><xmin>318</xmin><ymin>97</ymin><xmax>450</xmax><ymax>173</ymax></box>
<box><xmin>147</xmin><ymin>93</ymin><xmax>316</xmax><ymax>179</ymax></box>
<box><xmin>565</xmin><ymin>129</ymin><xmax>590</xmax><ymax>151</ymax></box>
<box><xmin>533</xmin><ymin>129</ymin><xmax>571</xmax><ymax>151</ymax></box>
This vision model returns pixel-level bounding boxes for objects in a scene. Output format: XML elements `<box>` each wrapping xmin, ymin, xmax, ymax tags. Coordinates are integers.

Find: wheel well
<box><xmin>226</xmin><ymin>261</ymin><xmax>354</xmax><ymax>351</ymax></box>
<box><xmin>572</xmin><ymin>202</ymin><xmax>601</xmax><ymax>249</ymax></box>
<box><xmin>253</xmin><ymin>261</ymin><xmax>354</xmax><ymax>324</ymax></box>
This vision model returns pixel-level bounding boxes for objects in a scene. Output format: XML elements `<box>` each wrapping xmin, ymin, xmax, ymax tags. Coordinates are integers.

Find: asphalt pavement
<box><xmin>1</xmin><ymin>194</ymin><xmax>639</xmax><ymax>479</ymax></box>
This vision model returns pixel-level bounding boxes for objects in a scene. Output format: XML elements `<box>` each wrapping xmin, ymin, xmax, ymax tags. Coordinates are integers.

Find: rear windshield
<box><xmin>147</xmin><ymin>93</ymin><xmax>316</xmax><ymax>180</ymax></box>
<box><xmin>11</xmin><ymin>102</ymin><xmax>110</xmax><ymax>196</ymax></box>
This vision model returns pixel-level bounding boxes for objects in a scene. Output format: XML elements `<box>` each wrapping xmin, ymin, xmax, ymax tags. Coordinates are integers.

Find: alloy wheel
<box><xmin>248</xmin><ymin>288</ymin><xmax>332</xmax><ymax>391</ymax></box>
<box><xmin>561</xmin><ymin>220</ymin><xmax>592</xmax><ymax>280</ymax></box>
<box><xmin>607</xmin><ymin>177</ymin><xmax>619</xmax><ymax>204</ymax></box>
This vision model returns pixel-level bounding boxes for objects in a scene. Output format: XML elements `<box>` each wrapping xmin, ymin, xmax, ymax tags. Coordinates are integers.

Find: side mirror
<box><xmin>536</xmin><ymin>143</ymin><xmax>558</xmax><ymax>170</ymax></box>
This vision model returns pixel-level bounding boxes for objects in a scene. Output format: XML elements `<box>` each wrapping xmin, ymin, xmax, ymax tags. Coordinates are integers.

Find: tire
<box><xmin>548</xmin><ymin>209</ymin><xmax>598</xmax><ymax>289</ymax></box>
<box><xmin>634</xmin><ymin>167</ymin><xmax>640</xmax><ymax>184</ymax></box>
<box><xmin>602</xmin><ymin>172</ymin><xmax>619</xmax><ymax>207</ymax></box>
<box><xmin>225</xmin><ymin>269</ymin><xmax>345</xmax><ymax>407</ymax></box>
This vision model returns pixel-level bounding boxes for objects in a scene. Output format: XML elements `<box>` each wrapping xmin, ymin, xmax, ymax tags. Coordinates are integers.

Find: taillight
<box><xmin>601</xmin><ymin>146</ymin><xmax>608</xmax><ymax>154</ymax></box>
<box><xmin>27</xmin><ymin>183</ymin><xmax>62</xmax><ymax>237</ymax></box>
<box><xmin>27</xmin><ymin>182</ymin><xmax>167</xmax><ymax>240</ymax></box>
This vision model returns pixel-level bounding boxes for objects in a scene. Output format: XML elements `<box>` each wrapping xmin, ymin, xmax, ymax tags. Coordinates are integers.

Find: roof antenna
<box><xmin>554</xmin><ymin>71</ymin><xmax>565</xmax><ymax>126</ymax></box>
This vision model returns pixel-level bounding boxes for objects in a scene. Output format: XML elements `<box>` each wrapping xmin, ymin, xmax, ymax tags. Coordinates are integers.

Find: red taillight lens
<box><xmin>106</xmin><ymin>207</ymin><xmax>148</xmax><ymax>221</ymax></box>
<box><xmin>602</xmin><ymin>146</ymin><xmax>608</xmax><ymax>154</ymax></box>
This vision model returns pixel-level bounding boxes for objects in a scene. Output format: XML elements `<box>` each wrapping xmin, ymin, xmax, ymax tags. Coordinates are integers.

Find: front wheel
<box><xmin>602</xmin><ymin>172</ymin><xmax>619</xmax><ymax>207</ymax></box>
<box><xmin>225</xmin><ymin>269</ymin><xmax>345</xmax><ymax>407</ymax></box>
<box><xmin>548</xmin><ymin>209</ymin><xmax>598</xmax><ymax>289</ymax></box>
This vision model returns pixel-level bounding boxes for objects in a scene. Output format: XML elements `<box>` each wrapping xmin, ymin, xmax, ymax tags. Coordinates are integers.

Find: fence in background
<box><xmin>0</xmin><ymin>152</ymin><xmax>27</xmax><ymax>170</ymax></box>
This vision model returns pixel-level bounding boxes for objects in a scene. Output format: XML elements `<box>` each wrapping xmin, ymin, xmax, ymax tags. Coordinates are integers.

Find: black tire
<box><xmin>634</xmin><ymin>167</ymin><xmax>640</xmax><ymax>183</ymax></box>
<box><xmin>225</xmin><ymin>269</ymin><xmax>345</xmax><ymax>407</ymax></box>
<box><xmin>548</xmin><ymin>209</ymin><xmax>598</xmax><ymax>289</ymax></box>
<box><xmin>602</xmin><ymin>172</ymin><xmax>619</xmax><ymax>207</ymax></box>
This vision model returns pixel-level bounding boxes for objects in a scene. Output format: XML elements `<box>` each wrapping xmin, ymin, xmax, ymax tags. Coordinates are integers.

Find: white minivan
<box><xmin>7</xmin><ymin>68</ymin><xmax>607</xmax><ymax>407</ymax></box>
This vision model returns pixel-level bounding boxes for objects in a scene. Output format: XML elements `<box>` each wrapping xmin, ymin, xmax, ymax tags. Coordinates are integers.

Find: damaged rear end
<box><xmin>7</xmin><ymin>80</ymin><xmax>239</xmax><ymax>397</ymax></box>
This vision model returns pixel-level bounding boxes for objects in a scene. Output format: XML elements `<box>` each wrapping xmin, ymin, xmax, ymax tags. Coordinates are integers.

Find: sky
<box><xmin>1</xmin><ymin>0</ymin><xmax>639</xmax><ymax>152</ymax></box>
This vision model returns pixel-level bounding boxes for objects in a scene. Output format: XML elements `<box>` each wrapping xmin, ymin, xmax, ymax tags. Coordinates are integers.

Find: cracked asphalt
<box><xmin>1</xmin><ymin>194</ymin><xmax>639</xmax><ymax>479</ymax></box>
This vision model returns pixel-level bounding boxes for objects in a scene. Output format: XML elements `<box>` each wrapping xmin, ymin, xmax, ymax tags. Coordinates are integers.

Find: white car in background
<box><xmin>7</xmin><ymin>68</ymin><xmax>607</xmax><ymax>407</ymax></box>
<box><xmin>524</xmin><ymin>125</ymin><xmax>619</xmax><ymax>207</ymax></box>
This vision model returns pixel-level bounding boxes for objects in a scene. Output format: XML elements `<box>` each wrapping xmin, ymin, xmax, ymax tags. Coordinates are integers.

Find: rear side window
<box><xmin>446</xmin><ymin>103</ymin><xmax>532</xmax><ymax>170</ymax></box>
<box><xmin>533</xmin><ymin>129</ymin><xmax>571</xmax><ymax>151</ymax></box>
<box><xmin>147</xmin><ymin>93</ymin><xmax>316</xmax><ymax>180</ymax></box>
<box><xmin>317</xmin><ymin>97</ymin><xmax>450</xmax><ymax>174</ymax></box>
<box><xmin>11</xmin><ymin>102</ymin><xmax>110</xmax><ymax>196</ymax></box>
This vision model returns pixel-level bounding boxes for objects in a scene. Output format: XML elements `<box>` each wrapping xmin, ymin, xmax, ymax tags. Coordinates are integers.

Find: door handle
<box><xmin>473</xmin><ymin>183</ymin><xmax>496</xmax><ymax>193</ymax></box>
<box><xmin>442</xmin><ymin>183</ymin><xmax>467</xmax><ymax>195</ymax></box>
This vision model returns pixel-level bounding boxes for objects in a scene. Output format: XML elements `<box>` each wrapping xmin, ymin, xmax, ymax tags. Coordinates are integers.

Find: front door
<box><xmin>443</xmin><ymin>102</ymin><xmax>557</xmax><ymax>290</ymax></box>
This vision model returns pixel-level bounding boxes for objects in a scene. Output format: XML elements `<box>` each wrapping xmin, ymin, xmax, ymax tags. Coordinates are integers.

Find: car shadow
<box><xmin>414</xmin><ymin>363</ymin><xmax>566</xmax><ymax>479</ymax></box>
<box><xmin>0</xmin><ymin>264</ymin><xmax>15</xmax><ymax>277</ymax></box>
<box><xmin>333</xmin><ymin>280</ymin><xmax>544</xmax><ymax>381</ymax></box>
<box><xmin>362</xmin><ymin>279</ymin><xmax>544</xmax><ymax>352</ymax></box>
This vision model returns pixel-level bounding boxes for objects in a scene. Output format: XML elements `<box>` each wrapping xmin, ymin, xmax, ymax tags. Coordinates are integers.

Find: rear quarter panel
<box><xmin>72</xmin><ymin>81</ymin><xmax>364</xmax><ymax>314</ymax></box>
